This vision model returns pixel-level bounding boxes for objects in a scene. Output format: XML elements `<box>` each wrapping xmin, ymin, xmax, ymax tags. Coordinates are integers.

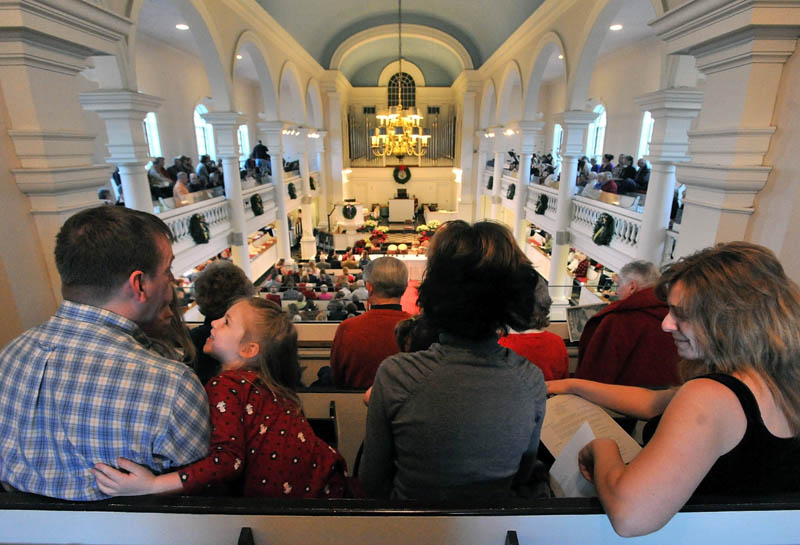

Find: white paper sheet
<box><xmin>549</xmin><ymin>422</ymin><xmax>597</xmax><ymax>498</ymax></box>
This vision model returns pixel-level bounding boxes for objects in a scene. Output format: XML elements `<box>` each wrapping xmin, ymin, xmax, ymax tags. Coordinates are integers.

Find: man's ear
<box><xmin>239</xmin><ymin>341</ymin><xmax>260</xmax><ymax>360</ymax></box>
<box><xmin>366</xmin><ymin>282</ymin><xmax>374</xmax><ymax>296</ymax></box>
<box><xmin>127</xmin><ymin>270</ymin><xmax>148</xmax><ymax>302</ymax></box>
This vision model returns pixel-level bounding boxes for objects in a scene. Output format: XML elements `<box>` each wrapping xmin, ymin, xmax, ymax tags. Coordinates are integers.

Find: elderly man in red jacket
<box><xmin>330</xmin><ymin>256</ymin><xmax>411</xmax><ymax>389</ymax></box>
<box><xmin>575</xmin><ymin>260</ymin><xmax>680</xmax><ymax>387</ymax></box>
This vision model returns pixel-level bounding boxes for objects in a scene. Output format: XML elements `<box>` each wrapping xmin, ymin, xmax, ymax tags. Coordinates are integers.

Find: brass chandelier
<box><xmin>371</xmin><ymin>0</ymin><xmax>430</xmax><ymax>158</ymax></box>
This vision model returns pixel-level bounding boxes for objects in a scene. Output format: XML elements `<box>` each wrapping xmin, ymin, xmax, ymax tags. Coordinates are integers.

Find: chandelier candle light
<box><xmin>371</xmin><ymin>0</ymin><xmax>431</xmax><ymax>159</ymax></box>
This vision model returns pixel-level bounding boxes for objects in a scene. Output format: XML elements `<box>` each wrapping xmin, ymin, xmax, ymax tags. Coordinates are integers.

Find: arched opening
<box><xmin>279</xmin><ymin>62</ymin><xmax>306</xmax><ymax>125</ymax></box>
<box><xmin>143</xmin><ymin>112</ymin><xmax>162</xmax><ymax>158</ymax></box>
<box><xmin>637</xmin><ymin>110</ymin><xmax>654</xmax><ymax>159</ymax></box>
<box><xmin>586</xmin><ymin>104</ymin><xmax>607</xmax><ymax>159</ymax></box>
<box><xmin>194</xmin><ymin>104</ymin><xmax>216</xmax><ymax>161</ymax></box>
<box><xmin>387</xmin><ymin>72</ymin><xmax>416</xmax><ymax>108</ymax></box>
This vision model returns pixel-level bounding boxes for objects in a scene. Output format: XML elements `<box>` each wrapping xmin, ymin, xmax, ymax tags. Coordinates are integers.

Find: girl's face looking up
<box><xmin>205</xmin><ymin>301</ymin><xmax>256</xmax><ymax>366</ymax></box>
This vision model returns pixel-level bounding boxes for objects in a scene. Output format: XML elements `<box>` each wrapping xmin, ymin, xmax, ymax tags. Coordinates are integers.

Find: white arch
<box><xmin>278</xmin><ymin>61</ymin><xmax>306</xmax><ymax>125</ymax></box>
<box><xmin>378</xmin><ymin>60</ymin><xmax>426</xmax><ymax>87</ymax></box>
<box><xmin>305</xmin><ymin>78</ymin><xmax>323</xmax><ymax>128</ymax></box>
<box><xmin>329</xmin><ymin>24</ymin><xmax>473</xmax><ymax>71</ymax></box>
<box><xmin>479</xmin><ymin>79</ymin><xmax>497</xmax><ymax>130</ymax></box>
<box><xmin>496</xmin><ymin>61</ymin><xmax>523</xmax><ymax>125</ymax></box>
<box><xmin>233</xmin><ymin>31</ymin><xmax>279</xmax><ymax>120</ymax></box>
<box><xmin>566</xmin><ymin>0</ymin><xmax>628</xmax><ymax>111</ymax></box>
<box><xmin>523</xmin><ymin>32</ymin><xmax>567</xmax><ymax>120</ymax></box>
<box><xmin>129</xmin><ymin>0</ymin><xmax>233</xmax><ymax>110</ymax></box>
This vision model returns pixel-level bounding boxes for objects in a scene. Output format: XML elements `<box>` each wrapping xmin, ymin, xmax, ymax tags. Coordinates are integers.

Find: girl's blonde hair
<box><xmin>235</xmin><ymin>297</ymin><xmax>302</xmax><ymax>411</ymax></box>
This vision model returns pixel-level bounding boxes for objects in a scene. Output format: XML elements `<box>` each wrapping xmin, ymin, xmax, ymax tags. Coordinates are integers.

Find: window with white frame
<box><xmin>388</xmin><ymin>72</ymin><xmax>415</xmax><ymax>108</ymax></box>
<box><xmin>552</xmin><ymin>123</ymin><xmax>563</xmax><ymax>161</ymax></box>
<box><xmin>638</xmin><ymin>111</ymin><xmax>655</xmax><ymax>159</ymax></box>
<box><xmin>237</xmin><ymin>124</ymin><xmax>250</xmax><ymax>167</ymax></box>
<box><xmin>193</xmin><ymin>104</ymin><xmax>216</xmax><ymax>161</ymax></box>
<box><xmin>586</xmin><ymin>104</ymin><xmax>606</xmax><ymax>159</ymax></box>
<box><xmin>142</xmin><ymin>112</ymin><xmax>162</xmax><ymax>158</ymax></box>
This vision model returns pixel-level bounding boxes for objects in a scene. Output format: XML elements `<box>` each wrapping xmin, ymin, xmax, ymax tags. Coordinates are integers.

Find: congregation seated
<box><xmin>596</xmin><ymin>171</ymin><xmax>617</xmax><ymax>193</ymax></box>
<box><xmin>172</xmin><ymin>171</ymin><xmax>191</xmax><ymax>206</ymax></box>
<box><xmin>618</xmin><ymin>158</ymin><xmax>651</xmax><ymax>194</ymax></box>
<box><xmin>598</xmin><ymin>153</ymin><xmax>614</xmax><ymax>174</ymax></box>
<box><xmin>147</xmin><ymin>156</ymin><xmax>173</xmax><ymax>199</ymax></box>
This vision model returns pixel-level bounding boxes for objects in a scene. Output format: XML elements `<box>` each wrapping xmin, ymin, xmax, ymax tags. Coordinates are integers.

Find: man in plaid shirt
<box><xmin>0</xmin><ymin>206</ymin><xmax>210</xmax><ymax>500</ymax></box>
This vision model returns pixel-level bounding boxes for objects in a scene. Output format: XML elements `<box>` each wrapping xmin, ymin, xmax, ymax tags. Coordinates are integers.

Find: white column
<box><xmin>489</xmin><ymin>147</ymin><xmax>504</xmax><ymax>220</ymax></box>
<box><xmin>260</xmin><ymin>121</ymin><xmax>292</xmax><ymax>260</ymax></box>
<box><xmin>324</xmin><ymin>88</ymin><xmax>345</xmax><ymax>204</ymax></box>
<box><xmin>457</xmin><ymin>90</ymin><xmax>478</xmax><ymax>220</ymax></box>
<box><xmin>297</xmin><ymin>130</ymin><xmax>316</xmax><ymax>260</ymax></box>
<box><xmin>651</xmin><ymin>0</ymin><xmax>800</xmax><ymax>258</ymax></box>
<box><xmin>0</xmin><ymin>1</ymin><xmax>131</xmax><ymax>302</ymax></box>
<box><xmin>316</xmin><ymin>130</ymin><xmax>330</xmax><ymax>228</ymax></box>
<box><xmin>474</xmin><ymin>131</ymin><xmax>490</xmax><ymax>221</ymax></box>
<box><xmin>549</xmin><ymin>111</ymin><xmax>598</xmax><ymax>302</ymax></box>
<box><xmin>633</xmin><ymin>88</ymin><xmax>703</xmax><ymax>264</ymax></box>
<box><xmin>515</xmin><ymin>121</ymin><xmax>544</xmax><ymax>244</ymax></box>
<box><xmin>203</xmin><ymin>112</ymin><xmax>251</xmax><ymax>279</ymax></box>
<box><xmin>79</xmin><ymin>90</ymin><xmax>163</xmax><ymax>212</ymax></box>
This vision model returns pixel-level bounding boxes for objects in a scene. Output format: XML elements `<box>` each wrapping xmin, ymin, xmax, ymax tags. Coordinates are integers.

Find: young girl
<box><xmin>92</xmin><ymin>298</ymin><xmax>348</xmax><ymax>498</ymax></box>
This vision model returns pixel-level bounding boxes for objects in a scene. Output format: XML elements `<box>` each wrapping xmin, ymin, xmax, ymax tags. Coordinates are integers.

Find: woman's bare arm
<box><xmin>547</xmin><ymin>378</ymin><xmax>676</xmax><ymax>420</ymax></box>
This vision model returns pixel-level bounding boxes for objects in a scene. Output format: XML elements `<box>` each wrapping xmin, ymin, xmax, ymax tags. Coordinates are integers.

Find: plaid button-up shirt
<box><xmin>0</xmin><ymin>301</ymin><xmax>210</xmax><ymax>500</ymax></box>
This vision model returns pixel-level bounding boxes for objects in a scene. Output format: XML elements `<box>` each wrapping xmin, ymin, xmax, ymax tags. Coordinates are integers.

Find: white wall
<box><xmin>344</xmin><ymin>167</ymin><xmax>456</xmax><ymax>210</ymax></box>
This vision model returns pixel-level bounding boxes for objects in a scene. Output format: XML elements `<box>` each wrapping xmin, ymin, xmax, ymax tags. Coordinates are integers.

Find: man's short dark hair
<box><xmin>193</xmin><ymin>261</ymin><xmax>255</xmax><ymax>320</ymax></box>
<box><xmin>55</xmin><ymin>206</ymin><xmax>174</xmax><ymax>303</ymax></box>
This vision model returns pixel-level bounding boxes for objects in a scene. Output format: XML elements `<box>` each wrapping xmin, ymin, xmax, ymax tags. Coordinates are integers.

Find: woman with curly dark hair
<box><xmin>190</xmin><ymin>261</ymin><xmax>255</xmax><ymax>384</ymax></box>
<box><xmin>360</xmin><ymin>220</ymin><xmax>546</xmax><ymax>500</ymax></box>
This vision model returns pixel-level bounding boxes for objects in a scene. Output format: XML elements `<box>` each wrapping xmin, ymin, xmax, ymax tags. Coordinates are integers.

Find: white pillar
<box><xmin>316</xmin><ymin>130</ymin><xmax>330</xmax><ymax>228</ymax></box>
<box><xmin>633</xmin><ymin>88</ymin><xmax>703</xmax><ymax>264</ymax></box>
<box><xmin>457</xmin><ymin>89</ymin><xmax>478</xmax><ymax>220</ymax></box>
<box><xmin>260</xmin><ymin>121</ymin><xmax>292</xmax><ymax>260</ymax></box>
<box><xmin>490</xmin><ymin>149</ymin><xmax>504</xmax><ymax>220</ymax></box>
<box><xmin>515</xmin><ymin>121</ymin><xmax>544</xmax><ymax>244</ymax></box>
<box><xmin>297</xmin><ymin>131</ymin><xmax>316</xmax><ymax>260</ymax></box>
<box><xmin>0</xmin><ymin>1</ymin><xmax>132</xmax><ymax>302</ymax></box>
<box><xmin>549</xmin><ymin>111</ymin><xmax>598</xmax><ymax>302</ymax></box>
<box><xmin>203</xmin><ymin>112</ymin><xmax>251</xmax><ymax>279</ymax></box>
<box><xmin>651</xmin><ymin>0</ymin><xmax>800</xmax><ymax>258</ymax></box>
<box><xmin>79</xmin><ymin>90</ymin><xmax>163</xmax><ymax>212</ymax></box>
<box><xmin>474</xmin><ymin>131</ymin><xmax>490</xmax><ymax>221</ymax></box>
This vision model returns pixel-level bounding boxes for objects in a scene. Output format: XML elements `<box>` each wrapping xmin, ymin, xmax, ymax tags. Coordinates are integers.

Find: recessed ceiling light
<box><xmin>236</xmin><ymin>54</ymin><xmax>243</xmax><ymax>60</ymax></box>
<box><xmin>609</xmin><ymin>24</ymin><xmax>623</xmax><ymax>31</ymax></box>
<box><xmin>175</xmin><ymin>23</ymin><xmax>189</xmax><ymax>30</ymax></box>
<box><xmin>558</xmin><ymin>54</ymin><xmax>564</xmax><ymax>60</ymax></box>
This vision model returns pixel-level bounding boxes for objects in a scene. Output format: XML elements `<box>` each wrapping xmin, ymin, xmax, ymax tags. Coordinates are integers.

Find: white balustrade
<box><xmin>525</xmin><ymin>185</ymin><xmax>559</xmax><ymax>233</ymax></box>
<box><xmin>571</xmin><ymin>195</ymin><xmax>642</xmax><ymax>254</ymax></box>
<box><xmin>160</xmin><ymin>196</ymin><xmax>231</xmax><ymax>246</ymax></box>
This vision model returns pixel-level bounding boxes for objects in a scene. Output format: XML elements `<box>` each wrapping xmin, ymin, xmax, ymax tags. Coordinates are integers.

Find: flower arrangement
<box><xmin>427</xmin><ymin>220</ymin><xmax>441</xmax><ymax>230</ymax></box>
<box><xmin>358</xmin><ymin>219</ymin><xmax>378</xmax><ymax>233</ymax></box>
<box><xmin>416</xmin><ymin>224</ymin><xmax>430</xmax><ymax>233</ymax></box>
<box><xmin>375</xmin><ymin>225</ymin><xmax>389</xmax><ymax>233</ymax></box>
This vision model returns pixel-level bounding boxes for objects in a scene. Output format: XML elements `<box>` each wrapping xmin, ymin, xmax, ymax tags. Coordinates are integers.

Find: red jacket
<box><xmin>330</xmin><ymin>307</ymin><xmax>411</xmax><ymax>389</ymax></box>
<box><xmin>499</xmin><ymin>331</ymin><xmax>569</xmax><ymax>381</ymax></box>
<box><xmin>575</xmin><ymin>287</ymin><xmax>680</xmax><ymax>387</ymax></box>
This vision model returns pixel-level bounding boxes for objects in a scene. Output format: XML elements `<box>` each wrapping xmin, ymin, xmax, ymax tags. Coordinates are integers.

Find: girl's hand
<box><xmin>546</xmin><ymin>379</ymin><xmax>572</xmax><ymax>396</ymax></box>
<box><xmin>91</xmin><ymin>458</ymin><xmax>160</xmax><ymax>496</ymax></box>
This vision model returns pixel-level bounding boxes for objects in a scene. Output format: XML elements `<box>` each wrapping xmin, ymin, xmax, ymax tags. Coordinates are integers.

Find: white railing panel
<box><xmin>525</xmin><ymin>185</ymin><xmax>559</xmax><ymax>234</ymax></box>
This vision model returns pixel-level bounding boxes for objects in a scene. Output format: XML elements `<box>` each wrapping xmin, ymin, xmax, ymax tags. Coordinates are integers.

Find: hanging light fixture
<box><xmin>371</xmin><ymin>0</ymin><xmax>430</xmax><ymax>159</ymax></box>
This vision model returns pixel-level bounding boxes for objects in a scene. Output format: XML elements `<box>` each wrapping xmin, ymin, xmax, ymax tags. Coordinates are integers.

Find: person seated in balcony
<box><xmin>619</xmin><ymin>158</ymin><xmax>651</xmax><ymax>194</ymax></box>
<box><xmin>612</xmin><ymin>153</ymin><xmax>627</xmax><ymax>179</ymax></box>
<box><xmin>182</xmin><ymin>155</ymin><xmax>194</xmax><ymax>177</ymax></box>
<box><xmin>547</xmin><ymin>242</ymin><xmax>800</xmax><ymax>537</ymax></box>
<box><xmin>172</xmin><ymin>172</ymin><xmax>191</xmax><ymax>206</ymax></box>
<box><xmin>542</xmin><ymin>166</ymin><xmax>558</xmax><ymax>187</ymax></box>
<box><xmin>147</xmin><ymin>157</ymin><xmax>173</xmax><ymax>199</ymax></box>
<box><xmin>577</xmin><ymin>156</ymin><xmax>591</xmax><ymax>186</ymax></box>
<box><xmin>590</xmin><ymin>157</ymin><xmax>600</xmax><ymax>173</ymax></box>
<box><xmin>360</xmin><ymin>221</ymin><xmax>546</xmax><ymax>500</ymax></box>
<box><xmin>575</xmin><ymin>260</ymin><xmax>680</xmax><ymax>387</ymax></box>
<box><xmin>165</xmin><ymin>156</ymin><xmax>184</xmax><ymax>181</ymax></box>
<box><xmin>92</xmin><ymin>298</ymin><xmax>349</xmax><ymax>499</ymax></box>
<box><xmin>596</xmin><ymin>172</ymin><xmax>618</xmax><ymax>194</ymax></box>
<box><xmin>615</xmin><ymin>155</ymin><xmax>637</xmax><ymax>183</ymax></box>
<box><xmin>499</xmin><ymin>278</ymin><xmax>569</xmax><ymax>381</ymax></box>
<box><xmin>598</xmin><ymin>153</ymin><xmax>615</xmax><ymax>174</ymax></box>
<box><xmin>188</xmin><ymin>172</ymin><xmax>203</xmax><ymax>193</ymax></box>
<box><xmin>196</xmin><ymin>155</ymin><xmax>212</xmax><ymax>188</ymax></box>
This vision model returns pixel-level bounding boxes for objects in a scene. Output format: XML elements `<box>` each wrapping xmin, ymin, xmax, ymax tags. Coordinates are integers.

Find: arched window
<box><xmin>193</xmin><ymin>104</ymin><xmax>216</xmax><ymax>161</ymax></box>
<box><xmin>142</xmin><ymin>112</ymin><xmax>162</xmax><ymax>158</ymax></box>
<box><xmin>552</xmin><ymin>123</ymin><xmax>563</xmax><ymax>160</ymax></box>
<box><xmin>388</xmin><ymin>72</ymin><xmax>415</xmax><ymax>108</ymax></box>
<box><xmin>638</xmin><ymin>111</ymin><xmax>655</xmax><ymax>159</ymax></box>
<box><xmin>237</xmin><ymin>124</ymin><xmax>250</xmax><ymax>167</ymax></box>
<box><xmin>586</xmin><ymin>104</ymin><xmax>606</xmax><ymax>159</ymax></box>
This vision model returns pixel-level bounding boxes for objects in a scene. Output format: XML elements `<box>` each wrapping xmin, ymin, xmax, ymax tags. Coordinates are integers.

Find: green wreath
<box><xmin>487</xmin><ymin>176</ymin><xmax>493</xmax><ymax>190</ymax></box>
<box><xmin>342</xmin><ymin>204</ymin><xmax>357</xmax><ymax>220</ymax></box>
<box><xmin>507</xmin><ymin>184</ymin><xmax>516</xmax><ymax>200</ymax></box>
<box><xmin>189</xmin><ymin>213</ymin><xmax>210</xmax><ymax>244</ymax></box>
<box><xmin>250</xmin><ymin>194</ymin><xmax>264</xmax><ymax>216</ymax></box>
<box><xmin>309</xmin><ymin>176</ymin><xmax>316</xmax><ymax>190</ymax></box>
<box><xmin>593</xmin><ymin>213</ymin><xmax>615</xmax><ymax>246</ymax></box>
<box><xmin>535</xmin><ymin>194</ymin><xmax>548</xmax><ymax>215</ymax></box>
<box><xmin>393</xmin><ymin>165</ymin><xmax>411</xmax><ymax>184</ymax></box>
<box><xmin>287</xmin><ymin>182</ymin><xmax>297</xmax><ymax>200</ymax></box>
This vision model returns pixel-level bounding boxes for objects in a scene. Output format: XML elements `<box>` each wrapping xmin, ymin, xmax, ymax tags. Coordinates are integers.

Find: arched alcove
<box><xmin>479</xmin><ymin>79</ymin><xmax>497</xmax><ymax>130</ymax></box>
<box><xmin>496</xmin><ymin>61</ymin><xmax>523</xmax><ymax>126</ymax></box>
<box><xmin>233</xmin><ymin>31</ymin><xmax>279</xmax><ymax>120</ymax></box>
<box><xmin>522</xmin><ymin>32</ymin><xmax>567</xmax><ymax>120</ymax></box>
<box><xmin>305</xmin><ymin>79</ymin><xmax>323</xmax><ymax>128</ymax></box>
<box><xmin>278</xmin><ymin>62</ymin><xmax>306</xmax><ymax>125</ymax></box>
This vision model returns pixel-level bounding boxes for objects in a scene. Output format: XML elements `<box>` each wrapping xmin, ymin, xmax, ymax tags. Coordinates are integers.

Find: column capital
<box><xmin>519</xmin><ymin>121</ymin><xmax>544</xmax><ymax>154</ymax></box>
<box><xmin>79</xmin><ymin>90</ymin><xmax>163</xmax><ymax>115</ymax></box>
<box><xmin>634</xmin><ymin>88</ymin><xmax>703</xmax><ymax>118</ymax></box>
<box><xmin>552</xmin><ymin>110</ymin><xmax>599</xmax><ymax>128</ymax></box>
<box><xmin>201</xmin><ymin>111</ymin><xmax>244</xmax><ymax>129</ymax></box>
<box><xmin>257</xmin><ymin>120</ymin><xmax>291</xmax><ymax>151</ymax></box>
<box><xmin>554</xmin><ymin>110</ymin><xmax>598</xmax><ymax>157</ymax></box>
